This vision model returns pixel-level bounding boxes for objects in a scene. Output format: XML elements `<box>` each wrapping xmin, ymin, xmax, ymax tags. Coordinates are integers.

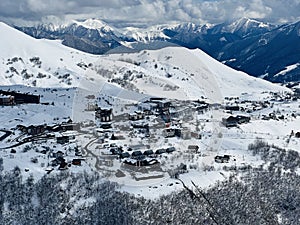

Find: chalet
<box><xmin>188</xmin><ymin>145</ymin><xmax>199</xmax><ymax>153</ymax></box>
<box><xmin>155</xmin><ymin>148</ymin><xmax>166</xmax><ymax>154</ymax></box>
<box><xmin>132</xmin><ymin>151</ymin><xmax>143</xmax><ymax>157</ymax></box>
<box><xmin>225</xmin><ymin>105</ymin><xmax>240</xmax><ymax>111</ymax></box>
<box><xmin>59</xmin><ymin>160</ymin><xmax>68</xmax><ymax>170</ymax></box>
<box><xmin>53</xmin><ymin>151</ymin><xmax>64</xmax><ymax>158</ymax></box>
<box><xmin>57</xmin><ymin>136</ymin><xmax>69</xmax><ymax>144</ymax></box>
<box><xmin>0</xmin><ymin>90</ymin><xmax>40</xmax><ymax>104</ymax></box>
<box><xmin>95</xmin><ymin>107</ymin><xmax>113</xmax><ymax>122</ymax></box>
<box><xmin>131</xmin><ymin>121</ymin><xmax>148</xmax><ymax>129</ymax></box>
<box><xmin>129</xmin><ymin>111</ymin><xmax>144</xmax><ymax>121</ymax></box>
<box><xmin>222</xmin><ymin>115</ymin><xmax>250</xmax><ymax>127</ymax></box>
<box><xmin>137</xmin><ymin>102</ymin><xmax>156</xmax><ymax>113</ymax></box>
<box><xmin>51</xmin><ymin>154</ymin><xmax>65</xmax><ymax>167</ymax></box>
<box><xmin>120</xmin><ymin>152</ymin><xmax>130</xmax><ymax>159</ymax></box>
<box><xmin>143</xmin><ymin>149</ymin><xmax>154</xmax><ymax>156</ymax></box>
<box><xmin>236</xmin><ymin>115</ymin><xmax>251</xmax><ymax>124</ymax></box>
<box><xmin>72</xmin><ymin>159</ymin><xmax>82</xmax><ymax>166</ymax></box>
<box><xmin>215</xmin><ymin>155</ymin><xmax>230</xmax><ymax>163</ymax></box>
<box><xmin>149</xmin><ymin>98</ymin><xmax>171</xmax><ymax>109</ymax></box>
<box><xmin>163</xmin><ymin>128</ymin><xmax>176</xmax><ymax>138</ymax></box>
<box><xmin>87</xmin><ymin>102</ymin><xmax>98</xmax><ymax>111</ymax></box>
<box><xmin>269</xmin><ymin>113</ymin><xmax>277</xmax><ymax>120</ymax></box>
<box><xmin>51</xmin><ymin>123</ymin><xmax>80</xmax><ymax>132</ymax></box>
<box><xmin>19</xmin><ymin>124</ymin><xmax>47</xmax><ymax>135</ymax></box>
<box><xmin>222</xmin><ymin>116</ymin><xmax>239</xmax><ymax>127</ymax></box>
<box><xmin>180</xmin><ymin>128</ymin><xmax>191</xmax><ymax>140</ymax></box>
<box><xmin>0</xmin><ymin>94</ymin><xmax>14</xmax><ymax>105</ymax></box>
<box><xmin>149</xmin><ymin>98</ymin><xmax>172</xmax><ymax>122</ymax></box>
<box><xmin>110</xmin><ymin>147</ymin><xmax>122</xmax><ymax>155</ymax></box>
<box><xmin>166</xmin><ymin>147</ymin><xmax>176</xmax><ymax>153</ymax></box>
<box><xmin>196</xmin><ymin>104</ymin><xmax>209</xmax><ymax>112</ymax></box>
<box><xmin>193</xmin><ymin>100</ymin><xmax>209</xmax><ymax>112</ymax></box>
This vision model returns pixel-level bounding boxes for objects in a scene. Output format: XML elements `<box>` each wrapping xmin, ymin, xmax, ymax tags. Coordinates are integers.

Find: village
<box><xmin>0</xmin><ymin>85</ymin><xmax>299</xmax><ymax>188</ymax></box>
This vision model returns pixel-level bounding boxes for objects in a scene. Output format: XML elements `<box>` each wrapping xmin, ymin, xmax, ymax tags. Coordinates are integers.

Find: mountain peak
<box><xmin>75</xmin><ymin>18</ymin><xmax>113</xmax><ymax>31</ymax></box>
<box><xmin>224</xmin><ymin>17</ymin><xmax>273</xmax><ymax>37</ymax></box>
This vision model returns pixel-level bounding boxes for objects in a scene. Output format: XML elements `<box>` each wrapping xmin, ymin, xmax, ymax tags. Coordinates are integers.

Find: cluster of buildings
<box><xmin>93</xmin><ymin>97</ymin><xmax>209</xmax><ymax>167</ymax></box>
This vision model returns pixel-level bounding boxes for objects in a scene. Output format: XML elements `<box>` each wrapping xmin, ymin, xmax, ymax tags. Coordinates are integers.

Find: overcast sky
<box><xmin>0</xmin><ymin>0</ymin><xmax>299</xmax><ymax>27</ymax></box>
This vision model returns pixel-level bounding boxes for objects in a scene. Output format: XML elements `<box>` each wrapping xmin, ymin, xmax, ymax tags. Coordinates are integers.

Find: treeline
<box><xmin>0</xmin><ymin>146</ymin><xmax>299</xmax><ymax>225</ymax></box>
<box><xmin>248</xmin><ymin>138</ymin><xmax>300</xmax><ymax>172</ymax></box>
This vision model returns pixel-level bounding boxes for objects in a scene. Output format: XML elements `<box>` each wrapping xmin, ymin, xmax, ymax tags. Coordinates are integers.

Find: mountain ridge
<box><xmin>13</xmin><ymin>17</ymin><xmax>299</xmax><ymax>83</ymax></box>
<box><xmin>0</xmin><ymin>22</ymin><xmax>288</xmax><ymax>102</ymax></box>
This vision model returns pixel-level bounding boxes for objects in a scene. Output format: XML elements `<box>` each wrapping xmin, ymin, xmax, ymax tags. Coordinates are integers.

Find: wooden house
<box><xmin>188</xmin><ymin>145</ymin><xmax>199</xmax><ymax>153</ymax></box>
<box><xmin>57</xmin><ymin>136</ymin><xmax>69</xmax><ymax>144</ymax></box>
<box><xmin>0</xmin><ymin>94</ymin><xmax>14</xmax><ymax>105</ymax></box>
<box><xmin>95</xmin><ymin>107</ymin><xmax>113</xmax><ymax>122</ymax></box>
<box><xmin>129</xmin><ymin>111</ymin><xmax>144</xmax><ymax>121</ymax></box>
<box><xmin>215</xmin><ymin>155</ymin><xmax>230</xmax><ymax>163</ymax></box>
<box><xmin>0</xmin><ymin>90</ymin><xmax>40</xmax><ymax>104</ymax></box>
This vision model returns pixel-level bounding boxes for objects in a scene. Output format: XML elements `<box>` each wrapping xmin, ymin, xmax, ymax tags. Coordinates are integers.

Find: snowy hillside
<box><xmin>0</xmin><ymin>22</ymin><xmax>97</xmax><ymax>87</ymax></box>
<box><xmin>0</xmin><ymin>22</ymin><xmax>288</xmax><ymax>102</ymax></box>
<box><xmin>95</xmin><ymin>47</ymin><xmax>288</xmax><ymax>102</ymax></box>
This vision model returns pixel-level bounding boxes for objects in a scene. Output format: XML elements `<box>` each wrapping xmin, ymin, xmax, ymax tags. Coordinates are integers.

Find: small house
<box><xmin>225</xmin><ymin>105</ymin><xmax>240</xmax><ymax>111</ymax></box>
<box><xmin>129</xmin><ymin>111</ymin><xmax>145</xmax><ymax>121</ymax></box>
<box><xmin>143</xmin><ymin>149</ymin><xmax>154</xmax><ymax>156</ymax></box>
<box><xmin>26</xmin><ymin>125</ymin><xmax>47</xmax><ymax>135</ymax></box>
<box><xmin>59</xmin><ymin>161</ymin><xmax>68</xmax><ymax>170</ymax></box>
<box><xmin>163</xmin><ymin>128</ymin><xmax>177</xmax><ymax>138</ymax></box>
<box><xmin>222</xmin><ymin>116</ymin><xmax>239</xmax><ymax>127</ymax></box>
<box><xmin>95</xmin><ymin>107</ymin><xmax>113</xmax><ymax>122</ymax></box>
<box><xmin>215</xmin><ymin>155</ymin><xmax>230</xmax><ymax>163</ymax></box>
<box><xmin>132</xmin><ymin>151</ymin><xmax>143</xmax><ymax>157</ymax></box>
<box><xmin>236</xmin><ymin>115</ymin><xmax>251</xmax><ymax>124</ymax></box>
<box><xmin>0</xmin><ymin>94</ymin><xmax>14</xmax><ymax>105</ymax></box>
<box><xmin>166</xmin><ymin>147</ymin><xmax>176</xmax><ymax>153</ymax></box>
<box><xmin>0</xmin><ymin>90</ymin><xmax>40</xmax><ymax>104</ymax></box>
<box><xmin>72</xmin><ymin>159</ymin><xmax>82</xmax><ymax>166</ymax></box>
<box><xmin>222</xmin><ymin>115</ymin><xmax>250</xmax><ymax>127</ymax></box>
<box><xmin>110</xmin><ymin>147</ymin><xmax>122</xmax><ymax>155</ymax></box>
<box><xmin>188</xmin><ymin>145</ymin><xmax>199</xmax><ymax>153</ymax></box>
<box><xmin>57</xmin><ymin>136</ymin><xmax>69</xmax><ymax>144</ymax></box>
<box><xmin>120</xmin><ymin>152</ymin><xmax>130</xmax><ymax>159</ymax></box>
<box><xmin>180</xmin><ymin>128</ymin><xmax>191</xmax><ymax>139</ymax></box>
<box><xmin>155</xmin><ymin>148</ymin><xmax>166</xmax><ymax>154</ymax></box>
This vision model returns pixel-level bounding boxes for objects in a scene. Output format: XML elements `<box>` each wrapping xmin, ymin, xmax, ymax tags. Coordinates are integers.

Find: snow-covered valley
<box><xmin>1</xmin><ymin>21</ymin><xmax>300</xmax><ymax>224</ymax></box>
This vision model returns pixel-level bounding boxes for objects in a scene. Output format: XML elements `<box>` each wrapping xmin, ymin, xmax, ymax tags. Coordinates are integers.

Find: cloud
<box><xmin>0</xmin><ymin>0</ymin><xmax>299</xmax><ymax>26</ymax></box>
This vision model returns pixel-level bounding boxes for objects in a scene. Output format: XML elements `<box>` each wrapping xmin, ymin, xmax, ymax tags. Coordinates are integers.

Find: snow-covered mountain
<box><xmin>0</xmin><ymin>22</ymin><xmax>99</xmax><ymax>87</ymax></box>
<box><xmin>219</xmin><ymin>17</ymin><xmax>274</xmax><ymax>37</ymax></box>
<box><xmin>15</xmin><ymin>18</ymin><xmax>134</xmax><ymax>55</ymax></box>
<box><xmin>219</xmin><ymin>21</ymin><xmax>300</xmax><ymax>83</ymax></box>
<box><xmin>0</xmin><ymin>21</ymin><xmax>288</xmax><ymax>102</ymax></box>
<box><xmin>14</xmin><ymin>17</ymin><xmax>300</xmax><ymax>83</ymax></box>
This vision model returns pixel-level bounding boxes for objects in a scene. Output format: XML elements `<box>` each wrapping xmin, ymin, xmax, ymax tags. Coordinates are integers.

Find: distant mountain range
<box><xmin>1</xmin><ymin>21</ymin><xmax>288</xmax><ymax>101</ymax></box>
<box><xmin>14</xmin><ymin>18</ymin><xmax>300</xmax><ymax>83</ymax></box>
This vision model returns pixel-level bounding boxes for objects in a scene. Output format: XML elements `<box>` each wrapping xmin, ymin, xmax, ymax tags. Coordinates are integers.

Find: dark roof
<box><xmin>166</xmin><ymin>147</ymin><xmax>176</xmax><ymax>153</ymax></box>
<box><xmin>144</xmin><ymin>149</ymin><xmax>154</xmax><ymax>155</ymax></box>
